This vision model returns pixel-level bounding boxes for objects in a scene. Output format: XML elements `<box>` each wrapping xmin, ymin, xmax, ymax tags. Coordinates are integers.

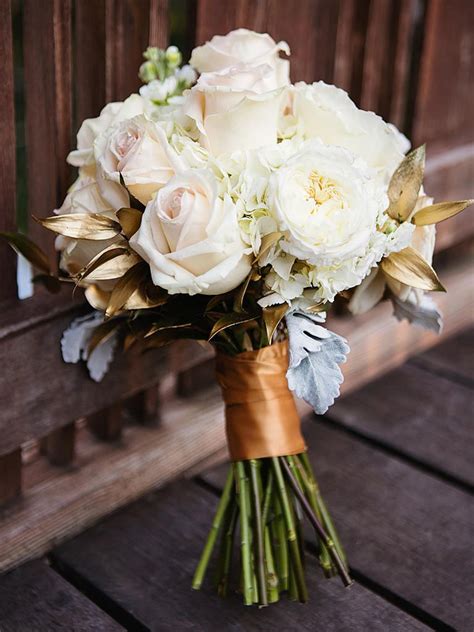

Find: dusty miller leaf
<box><xmin>391</xmin><ymin>294</ymin><xmax>443</xmax><ymax>334</ymax></box>
<box><xmin>61</xmin><ymin>312</ymin><xmax>118</xmax><ymax>382</ymax></box>
<box><xmin>286</xmin><ymin>311</ymin><xmax>350</xmax><ymax>414</ymax></box>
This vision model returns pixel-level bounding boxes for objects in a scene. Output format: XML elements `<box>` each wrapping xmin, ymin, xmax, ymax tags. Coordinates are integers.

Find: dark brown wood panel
<box><xmin>0</xmin><ymin>0</ymin><xmax>18</xmax><ymax>301</ymax></box>
<box><xmin>327</xmin><ymin>360</ymin><xmax>474</xmax><ymax>486</ymax></box>
<box><xmin>43</xmin><ymin>422</ymin><xmax>76</xmax><ymax>466</ymax></box>
<box><xmin>0</xmin><ymin>449</ymin><xmax>22</xmax><ymax>505</ymax></box>
<box><xmin>0</xmin><ymin>560</ymin><xmax>121</xmax><ymax>631</ymax></box>
<box><xmin>0</xmin><ymin>291</ymin><xmax>168</xmax><ymax>456</ymax></box>
<box><xmin>105</xmin><ymin>0</ymin><xmax>152</xmax><ymax>102</ymax></box>
<box><xmin>23</xmin><ymin>0</ymin><xmax>73</xmax><ymax>262</ymax></box>
<box><xmin>53</xmin><ymin>480</ymin><xmax>427</xmax><ymax>631</ymax></box>
<box><xmin>74</xmin><ymin>0</ymin><xmax>107</xmax><ymax>125</ymax></box>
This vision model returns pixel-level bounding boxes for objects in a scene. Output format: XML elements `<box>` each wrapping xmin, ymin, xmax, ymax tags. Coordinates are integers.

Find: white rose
<box><xmin>68</xmin><ymin>94</ymin><xmax>145</xmax><ymax>171</ymax></box>
<box><xmin>129</xmin><ymin>169</ymin><xmax>251</xmax><ymax>295</ymax></box>
<box><xmin>270</xmin><ymin>139</ymin><xmax>387</xmax><ymax>266</ymax></box>
<box><xmin>94</xmin><ymin>115</ymin><xmax>178</xmax><ymax>208</ymax></box>
<box><xmin>183</xmin><ymin>64</ymin><xmax>283</xmax><ymax>155</ymax></box>
<box><xmin>190</xmin><ymin>28</ymin><xmax>290</xmax><ymax>88</ymax></box>
<box><xmin>293</xmin><ymin>82</ymin><xmax>410</xmax><ymax>183</ymax></box>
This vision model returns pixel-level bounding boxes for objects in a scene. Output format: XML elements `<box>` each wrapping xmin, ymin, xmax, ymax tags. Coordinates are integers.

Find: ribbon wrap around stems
<box><xmin>215</xmin><ymin>341</ymin><xmax>306</xmax><ymax>461</ymax></box>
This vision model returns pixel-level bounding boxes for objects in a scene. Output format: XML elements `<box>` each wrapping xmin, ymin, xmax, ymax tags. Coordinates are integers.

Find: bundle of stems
<box><xmin>192</xmin><ymin>453</ymin><xmax>352</xmax><ymax>605</ymax></box>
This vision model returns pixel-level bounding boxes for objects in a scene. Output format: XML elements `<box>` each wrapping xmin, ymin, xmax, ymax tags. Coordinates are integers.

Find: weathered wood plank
<box><xmin>43</xmin><ymin>422</ymin><xmax>76</xmax><ymax>467</ymax></box>
<box><xmin>52</xmin><ymin>480</ymin><xmax>428</xmax><ymax>631</ymax></box>
<box><xmin>23</xmin><ymin>0</ymin><xmax>73</xmax><ymax>262</ymax></box>
<box><xmin>202</xmin><ymin>419</ymin><xmax>473</xmax><ymax>629</ymax></box>
<box><xmin>0</xmin><ymin>560</ymin><xmax>121</xmax><ymax>631</ymax></box>
<box><xmin>0</xmin><ymin>449</ymin><xmax>22</xmax><ymax>505</ymax></box>
<box><xmin>410</xmin><ymin>328</ymin><xmax>474</xmax><ymax>383</ymax></box>
<box><xmin>328</xmin><ymin>356</ymin><xmax>474</xmax><ymax>487</ymax></box>
<box><xmin>0</xmin><ymin>389</ymin><xmax>226</xmax><ymax>572</ymax></box>
<box><xmin>0</xmin><ymin>0</ymin><xmax>17</xmax><ymax>301</ymax></box>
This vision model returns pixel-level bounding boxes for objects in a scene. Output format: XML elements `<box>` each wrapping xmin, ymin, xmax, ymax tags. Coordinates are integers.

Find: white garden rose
<box><xmin>68</xmin><ymin>94</ymin><xmax>146</xmax><ymax>171</ymax></box>
<box><xmin>94</xmin><ymin>115</ymin><xmax>178</xmax><ymax>209</ymax></box>
<box><xmin>293</xmin><ymin>82</ymin><xmax>410</xmax><ymax>183</ymax></box>
<box><xmin>129</xmin><ymin>169</ymin><xmax>251</xmax><ymax>295</ymax></box>
<box><xmin>190</xmin><ymin>28</ymin><xmax>290</xmax><ymax>88</ymax></box>
<box><xmin>183</xmin><ymin>64</ymin><xmax>283</xmax><ymax>155</ymax></box>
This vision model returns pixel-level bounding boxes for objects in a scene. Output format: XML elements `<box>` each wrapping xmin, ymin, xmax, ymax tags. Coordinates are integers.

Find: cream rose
<box><xmin>293</xmin><ymin>82</ymin><xmax>410</xmax><ymax>183</ymax></box>
<box><xmin>94</xmin><ymin>115</ymin><xmax>177</xmax><ymax>209</ymax></box>
<box><xmin>129</xmin><ymin>169</ymin><xmax>251</xmax><ymax>295</ymax></box>
<box><xmin>190</xmin><ymin>28</ymin><xmax>290</xmax><ymax>88</ymax></box>
<box><xmin>269</xmin><ymin>140</ymin><xmax>387</xmax><ymax>266</ymax></box>
<box><xmin>183</xmin><ymin>64</ymin><xmax>283</xmax><ymax>155</ymax></box>
<box><xmin>68</xmin><ymin>94</ymin><xmax>146</xmax><ymax>172</ymax></box>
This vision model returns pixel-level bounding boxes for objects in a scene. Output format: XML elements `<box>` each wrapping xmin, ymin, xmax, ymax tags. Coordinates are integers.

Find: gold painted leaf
<box><xmin>106</xmin><ymin>262</ymin><xmax>149</xmax><ymax>318</ymax></box>
<box><xmin>85</xmin><ymin>284</ymin><xmax>111</xmax><ymax>311</ymax></box>
<box><xmin>381</xmin><ymin>247</ymin><xmax>445</xmax><ymax>292</ymax></box>
<box><xmin>0</xmin><ymin>231</ymin><xmax>51</xmax><ymax>273</ymax></box>
<box><xmin>233</xmin><ymin>269</ymin><xmax>260</xmax><ymax>313</ymax></box>
<box><xmin>88</xmin><ymin>318</ymin><xmax>122</xmax><ymax>356</ymax></box>
<box><xmin>306</xmin><ymin>301</ymin><xmax>329</xmax><ymax>314</ymax></box>
<box><xmin>36</xmin><ymin>213</ymin><xmax>121</xmax><ymax>240</ymax></box>
<box><xmin>76</xmin><ymin>245</ymin><xmax>140</xmax><ymax>282</ymax></box>
<box><xmin>116</xmin><ymin>207</ymin><xmax>143</xmax><ymax>239</ymax></box>
<box><xmin>387</xmin><ymin>145</ymin><xmax>425</xmax><ymax>222</ymax></box>
<box><xmin>208</xmin><ymin>312</ymin><xmax>258</xmax><ymax>340</ymax></box>
<box><xmin>253</xmin><ymin>232</ymin><xmax>282</xmax><ymax>264</ymax></box>
<box><xmin>124</xmin><ymin>285</ymin><xmax>167</xmax><ymax>310</ymax></box>
<box><xmin>263</xmin><ymin>303</ymin><xmax>289</xmax><ymax>343</ymax></box>
<box><xmin>32</xmin><ymin>274</ymin><xmax>62</xmax><ymax>293</ymax></box>
<box><xmin>413</xmin><ymin>199</ymin><xmax>474</xmax><ymax>226</ymax></box>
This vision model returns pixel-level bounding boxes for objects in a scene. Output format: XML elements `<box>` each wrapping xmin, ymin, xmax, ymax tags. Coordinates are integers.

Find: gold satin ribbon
<box><xmin>215</xmin><ymin>341</ymin><xmax>306</xmax><ymax>461</ymax></box>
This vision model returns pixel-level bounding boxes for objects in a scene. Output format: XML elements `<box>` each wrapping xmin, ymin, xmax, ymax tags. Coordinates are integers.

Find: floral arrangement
<box><xmin>3</xmin><ymin>29</ymin><xmax>471</xmax><ymax>607</ymax></box>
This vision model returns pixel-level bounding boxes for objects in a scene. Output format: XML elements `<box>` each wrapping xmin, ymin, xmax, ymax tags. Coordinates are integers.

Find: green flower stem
<box><xmin>297</xmin><ymin>453</ymin><xmax>348</xmax><ymax>568</ymax></box>
<box><xmin>250</xmin><ymin>459</ymin><xmax>268</xmax><ymax>606</ymax></box>
<box><xmin>261</xmin><ymin>468</ymin><xmax>274</xmax><ymax>526</ymax></box>
<box><xmin>289</xmin><ymin>455</ymin><xmax>334</xmax><ymax>576</ymax></box>
<box><xmin>281</xmin><ymin>457</ymin><xmax>352</xmax><ymax>588</ymax></box>
<box><xmin>192</xmin><ymin>467</ymin><xmax>234</xmax><ymax>590</ymax></box>
<box><xmin>264</xmin><ymin>526</ymin><xmax>279</xmax><ymax>603</ymax></box>
<box><xmin>235</xmin><ymin>461</ymin><xmax>254</xmax><ymax>605</ymax></box>
<box><xmin>272</xmin><ymin>457</ymin><xmax>308</xmax><ymax>602</ymax></box>
<box><xmin>217</xmin><ymin>502</ymin><xmax>238</xmax><ymax>598</ymax></box>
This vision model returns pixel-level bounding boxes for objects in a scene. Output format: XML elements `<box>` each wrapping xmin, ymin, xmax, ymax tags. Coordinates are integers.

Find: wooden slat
<box><xmin>105</xmin><ymin>0</ymin><xmax>152</xmax><ymax>102</ymax></box>
<box><xmin>148</xmin><ymin>0</ymin><xmax>169</xmax><ymax>47</ymax></box>
<box><xmin>202</xmin><ymin>418</ymin><xmax>473</xmax><ymax>630</ymax></box>
<box><xmin>43</xmin><ymin>423</ymin><xmax>76</xmax><ymax>467</ymax></box>
<box><xmin>0</xmin><ymin>560</ymin><xmax>121</xmax><ymax>631</ymax></box>
<box><xmin>0</xmin><ymin>449</ymin><xmax>22</xmax><ymax>506</ymax></box>
<box><xmin>23</xmin><ymin>0</ymin><xmax>73</xmax><ymax>262</ymax></box>
<box><xmin>88</xmin><ymin>404</ymin><xmax>123</xmax><ymax>441</ymax></box>
<box><xmin>52</xmin><ymin>480</ymin><xmax>428</xmax><ymax>630</ymax></box>
<box><xmin>0</xmin><ymin>389</ymin><xmax>226</xmax><ymax>572</ymax></box>
<box><xmin>0</xmin><ymin>0</ymin><xmax>17</xmax><ymax>301</ymax></box>
<box><xmin>328</xmin><ymin>342</ymin><xmax>474</xmax><ymax>487</ymax></box>
<box><xmin>410</xmin><ymin>328</ymin><xmax>474</xmax><ymax>384</ymax></box>
<box><xmin>74</xmin><ymin>0</ymin><xmax>106</xmax><ymax>125</ymax></box>
<box><xmin>125</xmin><ymin>387</ymin><xmax>160</xmax><ymax>425</ymax></box>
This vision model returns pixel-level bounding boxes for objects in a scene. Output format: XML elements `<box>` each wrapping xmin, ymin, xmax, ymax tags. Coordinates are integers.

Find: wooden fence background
<box><xmin>0</xmin><ymin>0</ymin><xmax>473</xmax><ymax>572</ymax></box>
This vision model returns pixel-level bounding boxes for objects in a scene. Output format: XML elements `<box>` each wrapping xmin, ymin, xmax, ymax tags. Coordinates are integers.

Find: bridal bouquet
<box><xmin>3</xmin><ymin>29</ymin><xmax>471</xmax><ymax>607</ymax></box>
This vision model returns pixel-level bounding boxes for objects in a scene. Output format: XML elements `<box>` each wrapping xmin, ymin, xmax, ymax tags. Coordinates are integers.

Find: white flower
<box><xmin>183</xmin><ymin>64</ymin><xmax>283</xmax><ymax>155</ymax></box>
<box><xmin>190</xmin><ymin>28</ymin><xmax>290</xmax><ymax>88</ymax></box>
<box><xmin>68</xmin><ymin>94</ymin><xmax>146</xmax><ymax>171</ymax></box>
<box><xmin>175</xmin><ymin>64</ymin><xmax>197</xmax><ymax>86</ymax></box>
<box><xmin>270</xmin><ymin>140</ymin><xmax>387</xmax><ymax>265</ymax></box>
<box><xmin>129</xmin><ymin>169</ymin><xmax>251</xmax><ymax>295</ymax></box>
<box><xmin>139</xmin><ymin>76</ymin><xmax>178</xmax><ymax>103</ymax></box>
<box><xmin>293</xmin><ymin>81</ymin><xmax>409</xmax><ymax>183</ymax></box>
<box><xmin>94</xmin><ymin>115</ymin><xmax>178</xmax><ymax>208</ymax></box>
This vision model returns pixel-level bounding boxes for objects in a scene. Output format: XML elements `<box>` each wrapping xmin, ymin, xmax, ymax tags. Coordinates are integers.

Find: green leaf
<box><xmin>0</xmin><ymin>231</ymin><xmax>51</xmax><ymax>273</ymax></box>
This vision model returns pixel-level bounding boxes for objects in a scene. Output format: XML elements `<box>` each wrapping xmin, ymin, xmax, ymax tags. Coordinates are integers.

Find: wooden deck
<box><xmin>0</xmin><ymin>329</ymin><xmax>472</xmax><ymax>631</ymax></box>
